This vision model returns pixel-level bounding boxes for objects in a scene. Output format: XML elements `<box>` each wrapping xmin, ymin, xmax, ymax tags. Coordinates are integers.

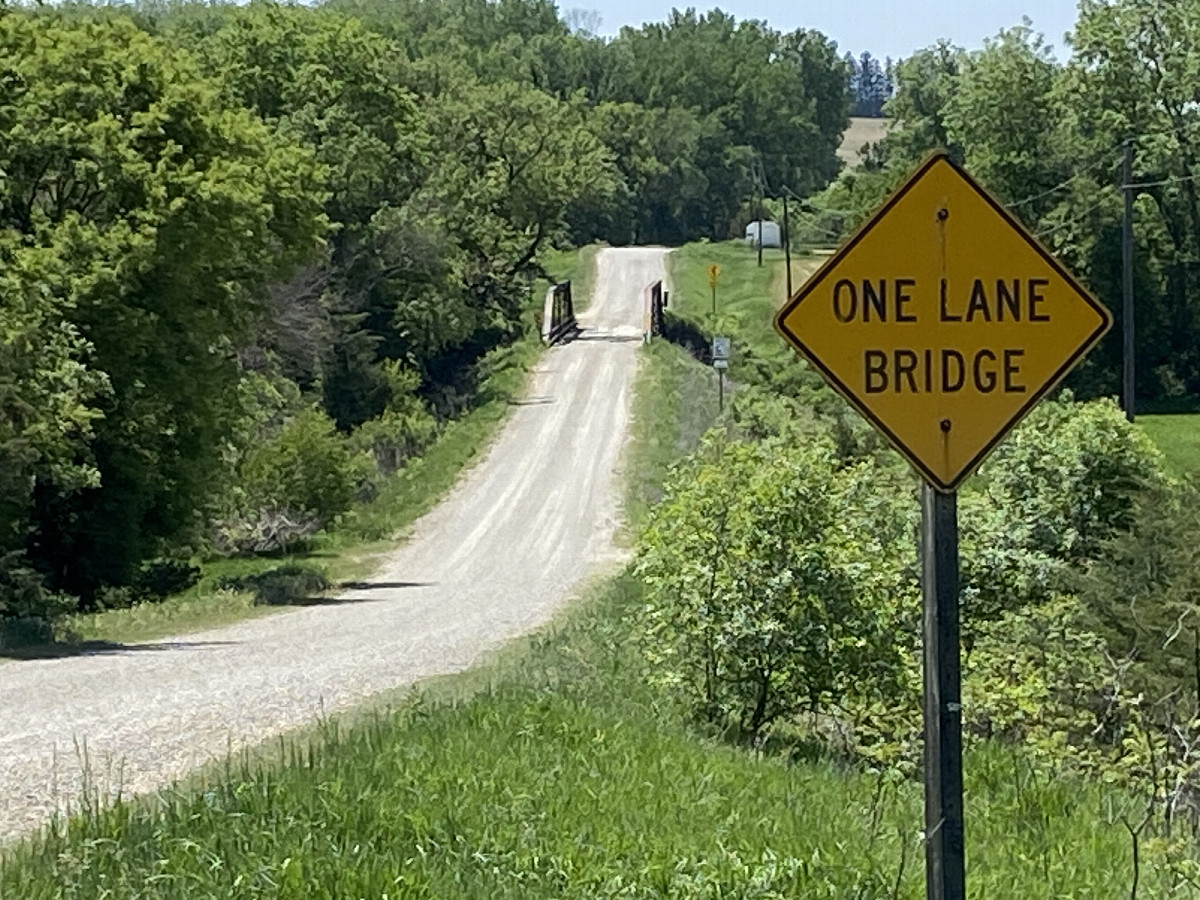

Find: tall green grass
<box><xmin>1140</xmin><ymin>413</ymin><xmax>1200</xmax><ymax>476</ymax></box>
<box><xmin>1</xmin><ymin>572</ymin><xmax>1183</xmax><ymax>898</ymax></box>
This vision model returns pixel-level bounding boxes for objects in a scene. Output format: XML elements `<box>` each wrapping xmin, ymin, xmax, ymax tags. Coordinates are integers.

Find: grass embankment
<box><xmin>2</xmin><ymin>575</ymin><xmax>1165</xmax><ymax>897</ymax></box>
<box><xmin>1140</xmin><ymin>413</ymin><xmax>1200</xmax><ymax>476</ymax></box>
<box><xmin>2</xmin><ymin>244</ymin><xmax>1186</xmax><ymax>897</ymax></box>
<box><xmin>669</xmin><ymin>241</ymin><xmax>791</xmax><ymax>353</ymax></box>
<box><xmin>664</xmin><ymin>241</ymin><xmax>821</xmax><ymax>393</ymax></box>
<box><xmin>16</xmin><ymin>246</ymin><xmax>600</xmax><ymax>651</ymax></box>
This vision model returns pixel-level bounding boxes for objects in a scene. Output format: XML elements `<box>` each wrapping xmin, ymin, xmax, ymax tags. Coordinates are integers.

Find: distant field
<box><xmin>1140</xmin><ymin>413</ymin><xmax>1200</xmax><ymax>475</ymax></box>
<box><xmin>838</xmin><ymin>116</ymin><xmax>890</xmax><ymax>168</ymax></box>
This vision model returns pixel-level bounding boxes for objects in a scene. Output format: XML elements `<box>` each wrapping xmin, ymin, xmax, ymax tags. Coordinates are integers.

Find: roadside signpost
<box><xmin>774</xmin><ymin>151</ymin><xmax>1112</xmax><ymax>900</ymax></box>
<box><xmin>713</xmin><ymin>335</ymin><xmax>730</xmax><ymax>411</ymax></box>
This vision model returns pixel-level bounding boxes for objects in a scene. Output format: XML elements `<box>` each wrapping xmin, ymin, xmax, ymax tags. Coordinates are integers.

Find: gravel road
<box><xmin>0</xmin><ymin>247</ymin><xmax>668</xmax><ymax>842</ymax></box>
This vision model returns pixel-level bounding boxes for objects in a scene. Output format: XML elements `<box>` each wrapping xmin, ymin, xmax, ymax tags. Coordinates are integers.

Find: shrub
<box><xmin>957</xmin><ymin>490</ymin><xmax>1065</xmax><ymax>634</ymax></box>
<box><xmin>962</xmin><ymin>596</ymin><xmax>1125</xmax><ymax>768</ymax></box>
<box><xmin>240</xmin><ymin>407</ymin><xmax>372</xmax><ymax>528</ymax></box>
<box><xmin>1077</xmin><ymin>477</ymin><xmax>1200</xmax><ymax>694</ymax></box>
<box><xmin>0</xmin><ymin>550</ymin><xmax>74</xmax><ymax>622</ymax></box>
<box><xmin>979</xmin><ymin>395</ymin><xmax>1167</xmax><ymax>562</ymax></box>
<box><xmin>635</xmin><ymin>432</ymin><xmax>909</xmax><ymax>743</ymax></box>
<box><xmin>350</xmin><ymin>361</ymin><xmax>439</xmax><ymax>475</ymax></box>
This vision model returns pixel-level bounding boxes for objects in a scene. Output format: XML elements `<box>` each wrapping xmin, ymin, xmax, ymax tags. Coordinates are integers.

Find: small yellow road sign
<box><xmin>708</xmin><ymin>264</ymin><xmax>721</xmax><ymax>287</ymax></box>
<box><xmin>775</xmin><ymin>151</ymin><xmax>1112</xmax><ymax>491</ymax></box>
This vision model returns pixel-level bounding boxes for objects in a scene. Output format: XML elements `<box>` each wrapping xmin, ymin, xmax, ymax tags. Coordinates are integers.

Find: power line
<box><xmin>1124</xmin><ymin>172</ymin><xmax>1200</xmax><ymax>190</ymax></box>
<box><xmin>1033</xmin><ymin>196</ymin><xmax>1114</xmax><ymax>241</ymax></box>
<box><xmin>1007</xmin><ymin>145</ymin><xmax>1123</xmax><ymax>209</ymax></box>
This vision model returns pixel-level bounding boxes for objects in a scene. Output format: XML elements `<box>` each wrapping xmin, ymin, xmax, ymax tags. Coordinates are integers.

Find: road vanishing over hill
<box><xmin>0</xmin><ymin>247</ymin><xmax>668</xmax><ymax>842</ymax></box>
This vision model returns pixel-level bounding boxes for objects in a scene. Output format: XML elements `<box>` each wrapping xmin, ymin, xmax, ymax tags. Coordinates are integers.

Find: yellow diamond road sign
<box><xmin>775</xmin><ymin>151</ymin><xmax>1113</xmax><ymax>491</ymax></box>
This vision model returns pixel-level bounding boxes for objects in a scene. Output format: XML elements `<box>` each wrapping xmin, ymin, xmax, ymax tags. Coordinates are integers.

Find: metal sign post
<box><xmin>773</xmin><ymin>151</ymin><xmax>1113</xmax><ymax>900</ymax></box>
<box><xmin>708</xmin><ymin>264</ymin><xmax>721</xmax><ymax>316</ymax></box>
<box><xmin>713</xmin><ymin>336</ymin><xmax>730</xmax><ymax>413</ymax></box>
<box><xmin>922</xmin><ymin>485</ymin><xmax>964</xmax><ymax>899</ymax></box>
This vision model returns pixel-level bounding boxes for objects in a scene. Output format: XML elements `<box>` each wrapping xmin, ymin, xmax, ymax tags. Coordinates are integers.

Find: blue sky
<box><xmin>571</xmin><ymin>0</ymin><xmax>1081</xmax><ymax>61</ymax></box>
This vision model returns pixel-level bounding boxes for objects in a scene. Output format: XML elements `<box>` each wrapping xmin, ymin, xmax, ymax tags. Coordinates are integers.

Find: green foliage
<box><xmin>348</xmin><ymin>361</ymin><xmax>440</xmax><ymax>475</ymax></box>
<box><xmin>0</xmin><ymin>12</ymin><xmax>327</xmax><ymax>601</ymax></box>
<box><xmin>1078</xmin><ymin>477</ymin><xmax>1200</xmax><ymax>693</ymax></box>
<box><xmin>0</xmin><ymin>551</ymin><xmax>73</xmax><ymax>622</ymax></box>
<box><xmin>943</xmin><ymin>26</ymin><xmax>1061</xmax><ymax>211</ymax></box>
<box><xmin>963</xmin><ymin>596</ymin><xmax>1125</xmax><ymax>765</ymax></box>
<box><xmin>956</xmin><ymin>489</ymin><xmax>1063</xmax><ymax>631</ymax></box>
<box><xmin>979</xmin><ymin>395</ymin><xmax>1168</xmax><ymax>561</ymax></box>
<box><xmin>239</xmin><ymin>407</ymin><xmax>371</xmax><ymax>530</ymax></box>
<box><xmin>878</xmin><ymin>41</ymin><xmax>966</xmax><ymax>167</ymax></box>
<box><xmin>636</xmin><ymin>432</ymin><xmax>908</xmax><ymax>741</ymax></box>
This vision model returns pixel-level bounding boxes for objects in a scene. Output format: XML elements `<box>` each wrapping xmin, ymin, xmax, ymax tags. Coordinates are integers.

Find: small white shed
<box><xmin>744</xmin><ymin>220</ymin><xmax>782</xmax><ymax>248</ymax></box>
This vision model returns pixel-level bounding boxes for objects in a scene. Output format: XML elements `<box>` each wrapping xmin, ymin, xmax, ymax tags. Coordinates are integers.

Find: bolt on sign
<box><xmin>775</xmin><ymin>151</ymin><xmax>1112</xmax><ymax>490</ymax></box>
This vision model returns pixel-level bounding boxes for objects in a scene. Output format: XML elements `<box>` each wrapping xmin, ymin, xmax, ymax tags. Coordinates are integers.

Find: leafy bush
<box><xmin>0</xmin><ymin>551</ymin><xmax>74</xmax><ymax>622</ymax></box>
<box><xmin>1077</xmin><ymin>477</ymin><xmax>1200</xmax><ymax>693</ymax></box>
<box><xmin>349</xmin><ymin>361</ymin><xmax>439</xmax><ymax>475</ymax></box>
<box><xmin>962</xmin><ymin>596</ymin><xmax>1125</xmax><ymax>766</ymax></box>
<box><xmin>957</xmin><ymin>490</ymin><xmax>1065</xmax><ymax>633</ymax></box>
<box><xmin>240</xmin><ymin>407</ymin><xmax>372</xmax><ymax>528</ymax></box>
<box><xmin>635</xmin><ymin>432</ymin><xmax>909</xmax><ymax>742</ymax></box>
<box><xmin>979</xmin><ymin>395</ymin><xmax>1167</xmax><ymax>562</ymax></box>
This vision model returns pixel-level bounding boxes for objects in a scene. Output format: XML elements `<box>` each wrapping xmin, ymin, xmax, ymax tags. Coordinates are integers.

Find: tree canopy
<box><xmin>0</xmin><ymin>0</ymin><xmax>851</xmax><ymax>615</ymax></box>
<box><xmin>805</xmin><ymin>1</ymin><xmax>1200</xmax><ymax>405</ymax></box>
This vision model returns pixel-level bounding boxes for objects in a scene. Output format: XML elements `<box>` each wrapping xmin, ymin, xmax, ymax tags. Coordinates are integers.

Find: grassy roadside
<box><xmin>8</xmin><ymin>245</ymin><xmax>600</xmax><ymax>652</ymax></box>
<box><xmin>1</xmin><ymin>249</ymin><xmax>1185</xmax><ymax>896</ymax></box>
<box><xmin>1139</xmin><ymin>413</ymin><xmax>1200</xmax><ymax>476</ymax></box>
<box><xmin>668</xmin><ymin>241</ymin><xmax>790</xmax><ymax>361</ymax></box>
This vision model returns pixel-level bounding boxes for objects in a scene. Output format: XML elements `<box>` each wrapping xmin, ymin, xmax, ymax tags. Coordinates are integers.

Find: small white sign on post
<box><xmin>712</xmin><ymin>336</ymin><xmax>731</xmax><ymax>362</ymax></box>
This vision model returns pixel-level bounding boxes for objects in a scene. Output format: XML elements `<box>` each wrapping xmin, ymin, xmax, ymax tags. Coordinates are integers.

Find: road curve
<box><xmin>0</xmin><ymin>247</ymin><xmax>668</xmax><ymax>842</ymax></box>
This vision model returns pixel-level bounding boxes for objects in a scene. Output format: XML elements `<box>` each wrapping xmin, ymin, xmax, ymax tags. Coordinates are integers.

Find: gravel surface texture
<box><xmin>0</xmin><ymin>247</ymin><xmax>668</xmax><ymax>842</ymax></box>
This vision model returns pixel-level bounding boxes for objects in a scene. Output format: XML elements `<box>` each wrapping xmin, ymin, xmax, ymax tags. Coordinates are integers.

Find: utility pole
<box><xmin>755</xmin><ymin>154</ymin><xmax>764</xmax><ymax>268</ymax></box>
<box><xmin>783</xmin><ymin>193</ymin><xmax>793</xmax><ymax>298</ymax></box>
<box><xmin>1122</xmin><ymin>140</ymin><xmax>1136</xmax><ymax>422</ymax></box>
<box><xmin>757</xmin><ymin>187</ymin><xmax>765</xmax><ymax>268</ymax></box>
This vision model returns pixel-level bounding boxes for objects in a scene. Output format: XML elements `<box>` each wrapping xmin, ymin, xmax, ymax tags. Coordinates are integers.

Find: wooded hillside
<box><xmin>0</xmin><ymin>0</ymin><xmax>851</xmax><ymax>619</ymax></box>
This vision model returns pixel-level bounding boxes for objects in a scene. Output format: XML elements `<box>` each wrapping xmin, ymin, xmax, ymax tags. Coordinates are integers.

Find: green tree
<box><xmin>943</xmin><ymin>25</ymin><xmax>1063</xmax><ymax>213</ymax></box>
<box><xmin>636</xmin><ymin>433</ymin><xmax>906</xmax><ymax>742</ymax></box>
<box><xmin>171</xmin><ymin>2</ymin><xmax>435</xmax><ymax>428</ymax></box>
<box><xmin>414</xmin><ymin>75</ymin><xmax>617</xmax><ymax>341</ymax></box>
<box><xmin>0</xmin><ymin>13</ymin><xmax>326</xmax><ymax>600</ymax></box>
<box><xmin>878</xmin><ymin>40</ymin><xmax>966</xmax><ymax>167</ymax></box>
<box><xmin>1065</xmin><ymin>0</ymin><xmax>1200</xmax><ymax>396</ymax></box>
